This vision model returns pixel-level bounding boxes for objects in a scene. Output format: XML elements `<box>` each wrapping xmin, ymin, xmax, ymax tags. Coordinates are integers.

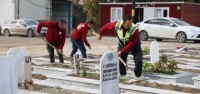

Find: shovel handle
<box><xmin>38</xmin><ymin>36</ymin><xmax>74</xmax><ymax>64</ymax></box>
<box><xmin>92</xmin><ymin>31</ymin><xmax>136</xmax><ymax>77</ymax></box>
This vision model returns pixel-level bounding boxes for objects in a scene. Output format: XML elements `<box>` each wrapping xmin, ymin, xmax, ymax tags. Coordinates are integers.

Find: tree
<box><xmin>72</xmin><ymin>4</ymin><xmax>86</xmax><ymax>29</ymax></box>
<box><xmin>82</xmin><ymin>0</ymin><xmax>107</xmax><ymax>31</ymax></box>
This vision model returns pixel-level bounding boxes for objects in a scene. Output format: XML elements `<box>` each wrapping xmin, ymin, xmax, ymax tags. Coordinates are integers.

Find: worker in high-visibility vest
<box><xmin>97</xmin><ymin>15</ymin><xmax>142</xmax><ymax>78</ymax></box>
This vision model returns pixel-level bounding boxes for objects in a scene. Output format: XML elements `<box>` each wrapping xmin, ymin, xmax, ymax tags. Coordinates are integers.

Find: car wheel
<box><xmin>176</xmin><ymin>32</ymin><xmax>187</xmax><ymax>43</ymax></box>
<box><xmin>194</xmin><ymin>40</ymin><xmax>200</xmax><ymax>43</ymax></box>
<box><xmin>156</xmin><ymin>39</ymin><xmax>163</xmax><ymax>41</ymax></box>
<box><xmin>140</xmin><ymin>31</ymin><xmax>149</xmax><ymax>41</ymax></box>
<box><xmin>4</xmin><ymin>29</ymin><xmax>10</xmax><ymax>37</ymax></box>
<box><xmin>27</xmin><ymin>29</ymin><xmax>34</xmax><ymax>38</ymax></box>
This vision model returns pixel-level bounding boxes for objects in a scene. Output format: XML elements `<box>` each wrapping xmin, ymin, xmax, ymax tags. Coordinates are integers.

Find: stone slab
<box><xmin>192</xmin><ymin>75</ymin><xmax>200</xmax><ymax>86</ymax></box>
<box><xmin>0</xmin><ymin>56</ymin><xmax>18</xmax><ymax>94</ymax></box>
<box><xmin>32</xmin><ymin>66</ymin><xmax>73</xmax><ymax>76</ymax></box>
<box><xmin>32</xmin><ymin>58</ymin><xmax>72</xmax><ymax>64</ymax></box>
<box><xmin>7</xmin><ymin>47</ymin><xmax>28</xmax><ymax>83</ymax></box>
<box><xmin>33</xmin><ymin>79</ymin><xmax>100</xmax><ymax>94</ymax></box>
<box><xmin>18</xmin><ymin>89</ymin><xmax>49</xmax><ymax>94</ymax></box>
<box><xmin>143</xmin><ymin>71</ymin><xmax>198</xmax><ymax>85</ymax></box>
<box><xmin>47</xmin><ymin>75</ymin><xmax>189</xmax><ymax>94</ymax></box>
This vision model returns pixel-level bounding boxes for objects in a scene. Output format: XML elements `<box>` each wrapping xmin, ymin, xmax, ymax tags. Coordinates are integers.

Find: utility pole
<box><xmin>132</xmin><ymin>0</ymin><xmax>135</xmax><ymax>23</ymax></box>
<box><xmin>17</xmin><ymin>0</ymin><xmax>20</xmax><ymax>19</ymax></box>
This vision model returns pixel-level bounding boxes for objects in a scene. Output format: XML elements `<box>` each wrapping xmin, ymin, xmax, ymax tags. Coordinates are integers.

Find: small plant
<box><xmin>80</xmin><ymin>64</ymin><xmax>87</xmax><ymax>77</ymax></box>
<box><xmin>119</xmin><ymin>77</ymin><xmax>128</xmax><ymax>83</ymax></box>
<box><xmin>55</xmin><ymin>85</ymin><xmax>61</xmax><ymax>89</ymax></box>
<box><xmin>87</xmin><ymin>73</ymin><xmax>99</xmax><ymax>77</ymax></box>
<box><xmin>142</xmin><ymin>47</ymin><xmax>150</xmax><ymax>55</ymax></box>
<box><xmin>142</xmin><ymin>55</ymin><xmax>178</xmax><ymax>75</ymax></box>
<box><xmin>143</xmin><ymin>61</ymin><xmax>154</xmax><ymax>72</ymax></box>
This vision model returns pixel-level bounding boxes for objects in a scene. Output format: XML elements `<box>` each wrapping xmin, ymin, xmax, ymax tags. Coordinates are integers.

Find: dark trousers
<box><xmin>70</xmin><ymin>38</ymin><xmax>87</xmax><ymax>58</ymax></box>
<box><xmin>118</xmin><ymin>42</ymin><xmax>143</xmax><ymax>77</ymax></box>
<box><xmin>46</xmin><ymin>42</ymin><xmax>64</xmax><ymax>63</ymax></box>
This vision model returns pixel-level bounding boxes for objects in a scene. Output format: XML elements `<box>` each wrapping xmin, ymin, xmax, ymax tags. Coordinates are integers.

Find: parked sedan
<box><xmin>137</xmin><ymin>17</ymin><xmax>200</xmax><ymax>43</ymax></box>
<box><xmin>1</xmin><ymin>19</ymin><xmax>47</xmax><ymax>37</ymax></box>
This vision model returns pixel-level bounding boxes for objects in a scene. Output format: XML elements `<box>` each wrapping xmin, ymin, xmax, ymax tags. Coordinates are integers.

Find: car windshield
<box><xmin>24</xmin><ymin>20</ymin><xmax>39</xmax><ymax>25</ymax></box>
<box><xmin>170</xmin><ymin>19</ymin><xmax>191</xmax><ymax>26</ymax></box>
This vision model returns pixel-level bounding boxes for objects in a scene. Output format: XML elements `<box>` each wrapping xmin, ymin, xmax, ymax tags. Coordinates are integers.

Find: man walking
<box><xmin>36</xmin><ymin>19</ymin><xmax>67</xmax><ymax>63</ymax></box>
<box><xmin>96</xmin><ymin>15</ymin><xmax>142</xmax><ymax>77</ymax></box>
<box><xmin>70</xmin><ymin>21</ymin><xmax>94</xmax><ymax>59</ymax></box>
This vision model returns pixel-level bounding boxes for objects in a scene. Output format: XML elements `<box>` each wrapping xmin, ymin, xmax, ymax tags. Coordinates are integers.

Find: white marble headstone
<box><xmin>100</xmin><ymin>52</ymin><xmax>119</xmax><ymax>94</ymax></box>
<box><xmin>150</xmin><ymin>41</ymin><xmax>159</xmax><ymax>64</ymax></box>
<box><xmin>0</xmin><ymin>56</ymin><xmax>18</xmax><ymax>94</ymax></box>
<box><xmin>7</xmin><ymin>47</ymin><xmax>28</xmax><ymax>84</ymax></box>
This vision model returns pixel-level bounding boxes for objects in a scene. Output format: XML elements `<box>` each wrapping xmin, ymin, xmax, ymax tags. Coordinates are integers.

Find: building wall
<box><xmin>52</xmin><ymin>2</ymin><xmax>73</xmax><ymax>35</ymax></box>
<box><xmin>100</xmin><ymin>3</ymin><xmax>183</xmax><ymax>36</ymax></box>
<box><xmin>19</xmin><ymin>0</ymin><xmax>48</xmax><ymax>20</ymax></box>
<box><xmin>0</xmin><ymin>0</ymin><xmax>15</xmax><ymax>25</ymax></box>
<box><xmin>182</xmin><ymin>3</ymin><xmax>200</xmax><ymax>27</ymax></box>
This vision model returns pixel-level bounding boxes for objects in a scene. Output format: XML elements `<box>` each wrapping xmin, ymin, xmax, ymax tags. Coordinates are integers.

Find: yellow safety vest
<box><xmin>115</xmin><ymin>20</ymin><xmax>138</xmax><ymax>47</ymax></box>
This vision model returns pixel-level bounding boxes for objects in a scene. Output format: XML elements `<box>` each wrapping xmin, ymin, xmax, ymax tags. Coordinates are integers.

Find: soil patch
<box><xmin>18</xmin><ymin>84</ymin><xmax>93</xmax><ymax>94</ymax></box>
<box><xmin>137</xmin><ymin>81</ymin><xmax>200</xmax><ymax>94</ymax></box>
<box><xmin>177</xmin><ymin>68</ymin><xmax>200</xmax><ymax>73</ymax></box>
<box><xmin>67</xmin><ymin>73</ymin><xmax>100</xmax><ymax>80</ymax></box>
<box><xmin>188</xmin><ymin>47</ymin><xmax>200</xmax><ymax>50</ymax></box>
<box><xmin>67</xmin><ymin>73</ymin><xmax>200</xmax><ymax>93</ymax></box>
<box><xmin>176</xmin><ymin>55</ymin><xmax>200</xmax><ymax>60</ymax></box>
<box><xmin>38</xmin><ymin>63</ymin><xmax>73</xmax><ymax>69</ymax></box>
<box><xmin>175</xmin><ymin>61</ymin><xmax>188</xmax><ymax>65</ymax></box>
<box><xmin>32</xmin><ymin>74</ymin><xmax>47</xmax><ymax>80</ymax></box>
<box><xmin>43</xmin><ymin>55</ymin><xmax>73</xmax><ymax>61</ymax></box>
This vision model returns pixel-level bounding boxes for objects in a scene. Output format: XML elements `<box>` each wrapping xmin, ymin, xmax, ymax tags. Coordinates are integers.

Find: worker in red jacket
<box><xmin>70</xmin><ymin>21</ymin><xmax>94</xmax><ymax>58</ymax></box>
<box><xmin>97</xmin><ymin>15</ymin><xmax>142</xmax><ymax>77</ymax></box>
<box><xmin>36</xmin><ymin>19</ymin><xmax>67</xmax><ymax>63</ymax></box>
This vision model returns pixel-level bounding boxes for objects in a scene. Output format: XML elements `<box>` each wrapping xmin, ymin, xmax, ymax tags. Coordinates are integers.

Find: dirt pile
<box><xmin>68</xmin><ymin>73</ymin><xmax>100</xmax><ymax>80</ymax></box>
<box><xmin>18</xmin><ymin>84</ymin><xmax>93</xmax><ymax>94</ymax></box>
<box><xmin>137</xmin><ymin>81</ymin><xmax>200</xmax><ymax>93</ymax></box>
<box><xmin>32</xmin><ymin>74</ymin><xmax>47</xmax><ymax>80</ymax></box>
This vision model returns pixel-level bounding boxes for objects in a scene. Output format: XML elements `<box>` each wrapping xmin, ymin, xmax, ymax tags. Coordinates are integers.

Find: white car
<box><xmin>137</xmin><ymin>17</ymin><xmax>200</xmax><ymax>43</ymax></box>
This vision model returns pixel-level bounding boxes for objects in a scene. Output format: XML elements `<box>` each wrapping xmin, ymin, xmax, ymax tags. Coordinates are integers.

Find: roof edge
<box><xmin>99</xmin><ymin>2</ymin><xmax>185</xmax><ymax>5</ymax></box>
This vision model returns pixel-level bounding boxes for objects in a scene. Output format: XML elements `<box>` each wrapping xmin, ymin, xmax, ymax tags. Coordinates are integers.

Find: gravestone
<box><xmin>150</xmin><ymin>41</ymin><xmax>159</xmax><ymax>64</ymax></box>
<box><xmin>7</xmin><ymin>47</ymin><xmax>28</xmax><ymax>84</ymax></box>
<box><xmin>0</xmin><ymin>56</ymin><xmax>18</xmax><ymax>94</ymax></box>
<box><xmin>74</xmin><ymin>54</ymin><xmax>80</xmax><ymax>75</ymax></box>
<box><xmin>100</xmin><ymin>52</ymin><xmax>119</xmax><ymax>94</ymax></box>
<box><xmin>24</xmin><ymin>56</ymin><xmax>32</xmax><ymax>82</ymax></box>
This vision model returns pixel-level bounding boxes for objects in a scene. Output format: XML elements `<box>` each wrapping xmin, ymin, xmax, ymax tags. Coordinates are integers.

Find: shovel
<box><xmin>38</xmin><ymin>36</ymin><xmax>74</xmax><ymax>65</ymax></box>
<box><xmin>93</xmin><ymin>31</ymin><xmax>148</xmax><ymax>83</ymax></box>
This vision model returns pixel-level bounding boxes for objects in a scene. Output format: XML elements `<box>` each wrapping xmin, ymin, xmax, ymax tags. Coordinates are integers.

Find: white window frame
<box><xmin>110</xmin><ymin>7</ymin><xmax>123</xmax><ymax>22</ymax></box>
<box><xmin>155</xmin><ymin>7</ymin><xmax>169</xmax><ymax>17</ymax></box>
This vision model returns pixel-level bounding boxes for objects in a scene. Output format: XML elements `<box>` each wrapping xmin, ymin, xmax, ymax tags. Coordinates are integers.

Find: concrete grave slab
<box><xmin>33</xmin><ymin>79</ymin><xmax>100</xmax><ymax>94</ymax></box>
<box><xmin>32</xmin><ymin>66</ymin><xmax>73</xmax><ymax>76</ymax></box>
<box><xmin>46</xmin><ymin>75</ymin><xmax>190</xmax><ymax>94</ymax></box>
<box><xmin>32</xmin><ymin>58</ymin><xmax>72</xmax><ymax>64</ymax></box>
<box><xmin>18</xmin><ymin>89</ymin><xmax>49</xmax><ymax>94</ymax></box>
<box><xmin>0</xmin><ymin>56</ymin><xmax>18</xmax><ymax>94</ymax></box>
<box><xmin>143</xmin><ymin>71</ymin><xmax>198</xmax><ymax>85</ymax></box>
<box><xmin>192</xmin><ymin>75</ymin><xmax>200</xmax><ymax>86</ymax></box>
<box><xmin>7</xmin><ymin>47</ymin><xmax>28</xmax><ymax>83</ymax></box>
